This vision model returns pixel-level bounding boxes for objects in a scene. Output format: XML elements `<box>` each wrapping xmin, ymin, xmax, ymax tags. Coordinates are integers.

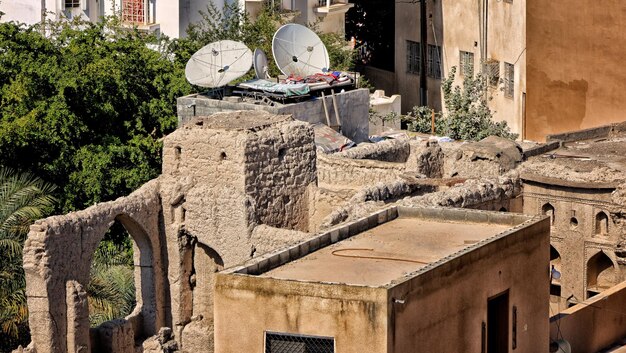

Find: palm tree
<box><xmin>0</xmin><ymin>167</ymin><xmax>56</xmax><ymax>352</ymax></box>
<box><xmin>87</xmin><ymin>238</ymin><xmax>136</xmax><ymax>327</ymax></box>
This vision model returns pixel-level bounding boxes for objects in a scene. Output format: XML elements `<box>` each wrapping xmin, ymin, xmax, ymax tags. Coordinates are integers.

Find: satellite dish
<box><xmin>552</xmin><ymin>339</ymin><xmax>571</xmax><ymax>353</ymax></box>
<box><xmin>272</xmin><ymin>24</ymin><xmax>330</xmax><ymax>77</ymax></box>
<box><xmin>253</xmin><ymin>48</ymin><xmax>270</xmax><ymax>79</ymax></box>
<box><xmin>185</xmin><ymin>40</ymin><xmax>252</xmax><ymax>88</ymax></box>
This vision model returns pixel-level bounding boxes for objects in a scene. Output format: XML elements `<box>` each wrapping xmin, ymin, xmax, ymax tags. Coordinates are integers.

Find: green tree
<box><xmin>405</xmin><ymin>67</ymin><xmax>517</xmax><ymax>141</ymax></box>
<box><xmin>0</xmin><ymin>18</ymin><xmax>192</xmax><ymax>214</ymax></box>
<box><xmin>0</xmin><ymin>168</ymin><xmax>56</xmax><ymax>352</ymax></box>
<box><xmin>87</xmin><ymin>237</ymin><xmax>135</xmax><ymax>327</ymax></box>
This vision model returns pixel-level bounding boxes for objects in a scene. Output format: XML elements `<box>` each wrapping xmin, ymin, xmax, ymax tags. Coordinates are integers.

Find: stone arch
<box><xmin>542</xmin><ymin>203</ymin><xmax>555</xmax><ymax>226</ymax></box>
<box><xmin>586</xmin><ymin>251</ymin><xmax>617</xmax><ymax>296</ymax></box>
<box><xmin>550</xmin><ymin>245</ymin><xmax>561</xmax><ymax>274</ymax></box>
<box><xmin>87</xmin><ymin>214</ymin><xmax>158</xmax><ymax>347</ymax></box>
<box><xmin>595</xmin><ymin>211</ymin><xmax>609</xmax><ymax>235</ymax></box>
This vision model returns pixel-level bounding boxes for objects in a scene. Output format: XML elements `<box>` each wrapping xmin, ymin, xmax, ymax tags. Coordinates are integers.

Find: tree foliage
<box><xmin>405</xmin><ymin>66</ymin><xmax>518</xmax><ymax>141</ymax></box>
<box><xmin>0</xmin><ymin>18</ymin><xmax>192</xmax><ymax>213</ymax></box>
<box><xmin>0</xmin><ymin>167</ymin><xmax>56</xmax><ymax>352</ymax></box>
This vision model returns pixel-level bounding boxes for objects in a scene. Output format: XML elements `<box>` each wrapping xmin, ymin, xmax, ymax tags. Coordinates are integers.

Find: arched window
<box><xmin>550</xmin><ymin>246</ymin><xmax>562</xmax><ymax>298</ymax></box>
<box><xmin>595</xmin><ymin>212</ymin><xmax>609</xmax><ymax>235</ymax></box>
<box><xmin>587</xmin><ymin>251</ymin><xmax>616</xmax><ymax>298</ymax></box>
<box><xmin>542</xmin><ymin>203</ymin><xmax>555</xmax><ymax>226</ymax></box>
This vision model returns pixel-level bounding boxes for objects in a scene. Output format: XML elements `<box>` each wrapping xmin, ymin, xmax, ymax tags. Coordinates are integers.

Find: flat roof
<box><xmin>260</xmin><ymin>217</ymin><xmax>510</xmax><ymax>286</ymax></box>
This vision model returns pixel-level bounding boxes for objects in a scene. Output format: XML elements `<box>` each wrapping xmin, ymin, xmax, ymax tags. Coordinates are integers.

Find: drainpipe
<box><xmin>40</xmin><ymin>0</ymin><xmax>46</xmax><ymax>35</ymax></box>
<box><xmin>419</xmin><ymin>0</ymin><xmax>428</xmax><ymax>107</ymax></box>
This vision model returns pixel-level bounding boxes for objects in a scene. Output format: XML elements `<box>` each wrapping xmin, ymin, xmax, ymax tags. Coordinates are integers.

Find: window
<box><xmin>265</xmin><ymin>332</ymin><xmax>334</xmax><ymax>353</ymax></box>
<box><xmin>427</xmin><ymin>44</ymin><xmax>442</xmax><ymax>79</ymax></box>
<box><xmin>65</xmin><ymin>0</ymin><xmax>80</xmax><ymax>8</ymax></box>
<box><xmin>122</xmin><ymin>0</ymin><xmax>146</xmax><ymax>23</ymax></box>
<box><xmin>504</xmin><ymin>62</ymin><xmax>514</xmax><ymax>98</ymax></box>
<box><xmin>542</xmin><ymin>203</ymin><xmax>555</xmax><ymax>226</ymax></box>
<box><xmin>460</xmin><ymin>51</ymin><xmax>474</xmax><ymax>77</ymax></box>
<box><xmin>595</xmin><ymin>212</ymin><xmax>609</xmax><ymax>235</ymax></box>
<box><xmin>406</xmin><ymin>40</ymin><xmax>421</xmax><ymax>75</ymax></box>
<box><xmin>485</xmin><ymin>60</ymin><xmax>500</xmax><ymax>87</ymax></box>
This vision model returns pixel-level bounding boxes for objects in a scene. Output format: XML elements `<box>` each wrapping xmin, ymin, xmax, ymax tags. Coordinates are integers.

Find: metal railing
<box><xmin>265</xmin><ymin>332</ymin><xmax>334</xmax><ymax>353</ymax></box>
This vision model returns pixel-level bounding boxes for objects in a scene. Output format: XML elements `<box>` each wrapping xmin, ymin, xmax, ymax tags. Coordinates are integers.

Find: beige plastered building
<box><xmin>215</xmin><ymin>206</ymin><xmax>550</xmax><ymax>353</ymax></box>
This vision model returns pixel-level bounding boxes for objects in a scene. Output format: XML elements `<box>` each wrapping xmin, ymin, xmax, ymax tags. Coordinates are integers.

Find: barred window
<box><xmin>460</xmin><ymin>51</ymin><xmax>474</xmax><ymax>77</ymax></box>
<box><xmin>65</xmin><ymin>0</ymin><xmax>80</xmax><ymax>8</ymax></box>
<box><xmin>504</xmin><ymin>62</ymin><xmax>514</xmax><ymax>98</ymax></box>
<box><xmin>485</xmin><ymin>59</ymin><xmax>500</xmax><ymax>87</ymax></box>
<box><xmin>265</xmin><ymin>332</ymin><xmax>334</xmax><ymax>353</ymax></box>
<box><xmin>406</xmin><ymin>40</ymin><xmax>421</xmax><ymax>75</ymax></box>
<box><xmin>122</xmin><ymin>0</ymin><xmax>146</xmax><ymax>23</ymax></box>
<box><xmin>427</xmin><ymin>44</ymin><xmax>442</xmax><ymax>79</ymax></box>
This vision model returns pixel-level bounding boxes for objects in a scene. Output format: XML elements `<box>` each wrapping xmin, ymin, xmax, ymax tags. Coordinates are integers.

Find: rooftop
<box><xmin>227</xmin><ymin>206</ymin><xmax>540</xmax><ymax>288</ymax></box>
<box><xmin>261</xmin><ymin>217</ymin><xmax>510</xmax><ymax>286</ymax></box>
<box><xmin>522</xmin><ymin>123</ymin><xmax>626</xmax><ymax>187</ymax></box>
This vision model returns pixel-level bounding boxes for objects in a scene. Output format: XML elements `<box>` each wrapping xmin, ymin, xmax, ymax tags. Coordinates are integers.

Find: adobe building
<box><xmin>520</xmin><ymin>122</ymin><xmax>626</xmax><ymax>312</ymax></box>
<box><xmin>214</xmin><ymin>206</ymin><xmax>550</xmax><ymax>353</ymax></box>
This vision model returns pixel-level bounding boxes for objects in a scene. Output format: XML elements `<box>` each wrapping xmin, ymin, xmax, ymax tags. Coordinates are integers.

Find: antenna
<box><xmin>185</xmin><ymin>40</ymin><xmax>253</xmax><ymax>88</ymax></box>
<box><xmin>253</xmin><ymin>48</ymin><xmax>271</xmax><ymax>79</ymax></box>
<box><xmin>272</xmin><ymin>24</ymin><xmax>330</xmax><ymax>77</ymax></box>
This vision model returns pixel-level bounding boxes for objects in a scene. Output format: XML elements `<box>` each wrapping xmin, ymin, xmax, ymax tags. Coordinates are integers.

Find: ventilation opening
<box><xmin>570</xmin><ymin>217</ymin><xmax>578</xmax><ymax>228</ymax></box>
<box><xmin>265</xmin><ymin>332</ymin><xmax>335</xmax><ymax>353</ymax></box>
<box><xmin>220</xmin><ymin>151</ymin><xmax>227</xmax><ymax>160</ymax></box>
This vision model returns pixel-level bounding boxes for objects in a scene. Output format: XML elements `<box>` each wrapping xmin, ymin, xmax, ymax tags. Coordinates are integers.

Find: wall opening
<box><xmin>487</xmin><ymin>290</ymin><xmax>509</xmax><ymax>353</ymax></box>
<box><xmin>542</xmin><ymin>203</ymin><xmax>555</xmax><ymax>226</ymax></box>
<box><xmin>595</xmin><ymin>212</ymin><xmax>609</xmax><ymax>235</ymax></box>
<box><xmin>87</xmin><ymin>215</ymin><xmax>156</xmax><ymax>340</ymax></box>
<box><xmin>191</xmin><ymin>243</ymin><xmax>224</xmax><ymax>320</ymax></box>
<box><xmin>586</xmin><ymin>251</ymin><xmax>616</xmax><ymax>298</ymax></box>
<box><xmin>550</xmin><ymin>246</ymin><xmax>562</xmax><ymax>306</ymax></box>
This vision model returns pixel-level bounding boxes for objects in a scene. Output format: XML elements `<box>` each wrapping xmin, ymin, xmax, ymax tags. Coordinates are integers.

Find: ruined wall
<box><xmin>522</xmin><ymin>180</ymin><xmax>624</xmax><ymax>303</ymax></box>
<box><xmin>23</xmin><ymin>180</ymin><xmax>165</xmax><ymax>353</ymax></box>
<box><xmin>317</xmin><ymin>154</ymin><xmax>407</xmax><ymax>188</ymax></box>
<box><xmin>335</xmin><ymin>139</ymin><xmax>410</xmax><ymax>163</ymax></box>
<box><xmin>158</xmin><ymin>112</ymin><xmax>317</xmax><ymax>351</ymax></box>
<box><xmin>526</xmin><ymin>0</ymin><xmax>626</xmax><ymax>141</ymax></box>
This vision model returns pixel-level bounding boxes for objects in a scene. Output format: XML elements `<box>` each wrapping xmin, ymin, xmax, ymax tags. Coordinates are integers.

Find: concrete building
<box><xmin>391</xmin><ymin>0</ymin><xmax>525</xmax><ymax>136</ymax></box>
<box><xmin>525</xmin><ymin>0</ymin><xmax>626</xmax><ymax>141</ymax></box>
<box><xmin>0</xmin><ymin>0</ymin><xmax>223</xmax><ymax>38</ymax></box>
<box><xmin>245</xmin><ymin>0</ymin><xmax>354</xmax><ymax>34</ymax></box>
<box><xmin>215</xmin><ymin>206</ymin><xmax>550</xmax><ymax>353</ymax></box>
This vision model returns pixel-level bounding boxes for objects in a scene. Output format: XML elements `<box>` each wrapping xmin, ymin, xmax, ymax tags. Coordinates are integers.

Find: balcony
<box><xmin>314</xmin><ymin>0</ymin><xmax>354</xmax><ymax>15</ymax></box>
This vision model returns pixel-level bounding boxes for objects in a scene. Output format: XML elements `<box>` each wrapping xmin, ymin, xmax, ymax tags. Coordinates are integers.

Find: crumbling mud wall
<box><xmin>321</xmin><ymin>175</ymin><xmax>522</xmax><ymax>228</ymax></box>
<box><xmin>23</xmin><ymin>180</ymin><xmax>165</xmax><ymax>353</ymax></box>
<box><xmin>442</xmin><ymin>136</ymin><xmax>523</xmax><ymax>178</ymax></box>
<box><xmin>335</xmin><ymin>138</ymin><xmax>410</xmax><ymax>162</ymax></box>
<box><xmin>157</xmin><ymin>111</ymin><xmax>317</xmax><ymax>351</ymax></box>
<box><xmin>21</xmin><ymin>112</ymin><xmax>317</xmax><ymax>353</ymax></box>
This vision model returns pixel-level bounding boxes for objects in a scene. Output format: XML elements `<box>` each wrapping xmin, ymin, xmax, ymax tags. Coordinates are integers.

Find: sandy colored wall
<box><xmin>388</xmin><ymin>212</ymin><xmax>550</xmax><ymax>353</ymax></box>
<box><xmin>522</xmin><ymin>181</ymin><xmax>622</xmax><ymax>303</ymax></box>
<box><xmin>526</xmin><ymin>0</ymin><xmax>626</xmax><ymax>142</ymax></box>
<box><xmin>214</xmin><ymin>275</ymin><xmax>388</xmax><ymax>353</ymax></box>
<box><xmin>441</xmin><ymin>0</ymin><xmax>526</xmax><ymax>137</ymax></box>
<box><xmin>550</xmin><ymin>282</ymin><xmax>626</xmax><ymax>353</ymax></box>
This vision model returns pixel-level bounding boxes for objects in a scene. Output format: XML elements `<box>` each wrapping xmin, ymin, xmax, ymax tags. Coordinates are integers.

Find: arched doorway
<box><xmin>542</xmin><ymin>203</ymin><xmax>555</xmax><ymax>226</ymax></box>
<box><xmin>595</xmin><ymin>212</ymin><xmax>609</xmax><ymax>236</ymax></box>
<box><xmin>587</xmin><ymin>251</ymin><xmax>616</xmax><ymax>299</ymax></box>
<box><xmin>88</xmin><ymin>214</ymin><xmax>157</xmax><ymax>344</ymax></box>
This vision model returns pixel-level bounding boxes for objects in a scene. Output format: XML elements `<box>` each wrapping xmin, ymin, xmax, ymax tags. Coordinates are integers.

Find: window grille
<box><xmin>427</xmin><ymin>44</ymin><xmax>442</xmax><ymax>79</ymax></box>
<box><xmin>460</xmin><ymin>51</ymin><xmax>474</xmax><ymax>77</ymax></box>
<box><xmin>65</xmin><ymin>0</ymin><xmax>80</xmax><ymax>8</ymax></box>
<box><xmin>485</xmin><ymin>59</ymin><xmax>500</xmax><ymax>87</ymax></box>
<box><xmin>122</xmin><ymin>0</ymin><xmax>146</xmax><ymax>23</ymax></box>
<box><xmin>504</xmin><ymin>62</ymin><xmax>514</xmax><ymax>98</ymax></box>
<box><xmin>265</xmin><ymin>332</ymin><xmax>335</xmax><ymax>353</ymax></box>
<box><xmin>406</xmin><ymin>40</ymin><xmax>420</xmax><ymax>75</ymax></box>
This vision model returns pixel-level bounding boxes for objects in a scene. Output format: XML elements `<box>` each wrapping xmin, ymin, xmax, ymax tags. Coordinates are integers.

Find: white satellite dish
<box><xmin>185</xmin><ymin>40</ymin><xmax>253</xmax><ymax>88</ymax></box>
<box><xmin>272</xmin><ymin>24</ymin><xmax>330</xmax><ymax>77</ymax></box>
<box><xmin>253</xmin><ymin>48</ymin><xmax>270</xmax><ymax>79</ymax></box>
